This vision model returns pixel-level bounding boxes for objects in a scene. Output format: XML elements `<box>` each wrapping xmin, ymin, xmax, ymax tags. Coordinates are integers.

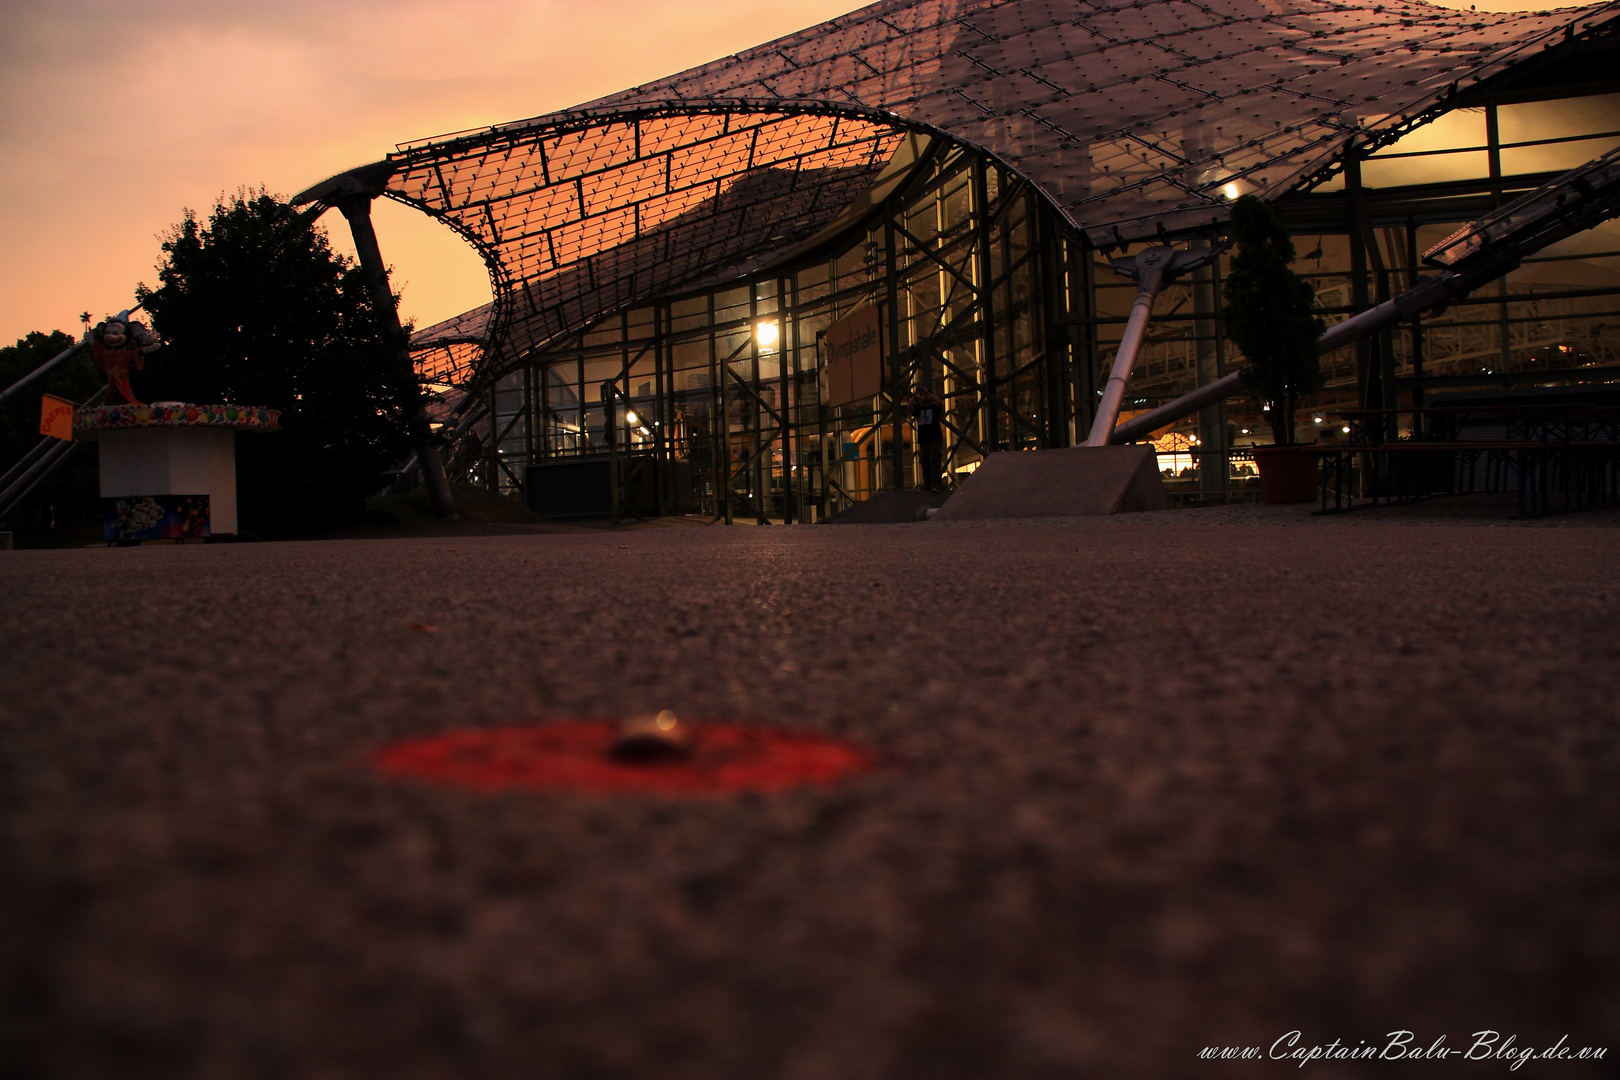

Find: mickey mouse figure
<box><xmin>90</xmin><ymin>312</ymin><xmax>160</xmax><ymax>406</ymax></box>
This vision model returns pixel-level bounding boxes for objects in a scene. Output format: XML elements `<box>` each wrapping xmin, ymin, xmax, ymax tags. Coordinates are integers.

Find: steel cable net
<box><xmin>409</xmin><ymin>306</ymin><xmax>493</xmax><ymax>387</ymax></box>
<box><xmin>595</xmin><ymin>0</ymin><xmax>1617</xmax><ymax>240</ymax></box>
<box><xmin>413</xmin><ymin>340</ymin><xmax>484</xmax><ymax>388</ymax></box>
<box><xmin>381</xmin><ymin>0</ymin><xmax>1619</xmax><ymax>386</ymax></box>
<box><xmin>388</xmin><ymin>108</ymin><xmax>906</xmax><ymax>384</ymax></box>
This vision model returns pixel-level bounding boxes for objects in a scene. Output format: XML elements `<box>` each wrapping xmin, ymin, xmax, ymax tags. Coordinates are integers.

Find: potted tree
<box><xmin>1223</xmin><ymin>195</ymin><xmax>1325</xmax><ymax>504</ymax></box>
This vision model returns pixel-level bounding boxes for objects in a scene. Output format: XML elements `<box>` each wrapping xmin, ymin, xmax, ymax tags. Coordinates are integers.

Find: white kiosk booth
<box><xmin>74</xmin><ymin>402</ymin><xmax>280</xmax><ymax>543</ymax></box>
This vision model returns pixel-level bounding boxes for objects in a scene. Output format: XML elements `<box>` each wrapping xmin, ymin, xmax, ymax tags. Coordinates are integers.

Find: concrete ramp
<box><xmin>930</xmin><ymin>445</ymin><xmax>1167</xmax><ymax>520</ymax></box>
<box><xmin>826</xmin><ymin>489</ymin><xmax>952</xmax><ymax>524</ymax></box>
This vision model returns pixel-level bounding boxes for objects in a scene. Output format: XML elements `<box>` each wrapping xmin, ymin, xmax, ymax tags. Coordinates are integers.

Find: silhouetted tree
<box><xmin>1223</xmin><ymin>195</ymin><xmax>1325</xmax><ymax>446</ymax></box>
<box><xmin>137</xmin><ymin>189</ymin><xmax>416</xmax><ymax>535</ymax></box>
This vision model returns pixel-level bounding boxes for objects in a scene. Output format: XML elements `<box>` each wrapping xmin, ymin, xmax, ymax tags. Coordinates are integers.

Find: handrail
<box><xmin>0</xmin><ymin>385</ymin><xmax>112</xmax><ymax>523</ymax></box>
<box><xmin>0</xmin><ymin>305</ymin><xmax>143</xmax><ymax>407</ymax></box>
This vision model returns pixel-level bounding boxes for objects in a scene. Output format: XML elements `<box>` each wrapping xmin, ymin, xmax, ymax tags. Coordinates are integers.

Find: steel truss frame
<box><xmin>465</xmin><ymin>142</ymin><xmax>1089</xmax><ymax>519</ymax></box>
<box><xmin>438</xmin><ymin>125</ymin><xmax>1620</xmax><ymax>515</ymax></box>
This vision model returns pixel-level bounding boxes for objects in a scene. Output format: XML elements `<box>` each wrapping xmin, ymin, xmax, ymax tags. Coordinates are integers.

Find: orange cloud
<box><xmin>0</xmin><ymin>0</ymin><xmax>858</xmax><ymax>344</ymax></box>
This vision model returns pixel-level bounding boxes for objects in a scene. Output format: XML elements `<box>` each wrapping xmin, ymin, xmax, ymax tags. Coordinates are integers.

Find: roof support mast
<box><xmin>335</xmin><ymin>193</ymin><xmax>457</xmax><ymax>519</ymax></box>
<box><xmin>1083</xmin><ymin>245</ymin><xmax>1220</xmax><ymax>447</ymax></box>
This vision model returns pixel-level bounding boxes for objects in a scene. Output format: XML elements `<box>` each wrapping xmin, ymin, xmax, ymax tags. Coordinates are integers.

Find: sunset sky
<box><xmin>0</xmin><ymin>0</ymin><xmax>1592</xmax><ymax>348</ymax></box>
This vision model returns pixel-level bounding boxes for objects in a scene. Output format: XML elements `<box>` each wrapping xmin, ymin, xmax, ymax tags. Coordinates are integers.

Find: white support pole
<box><xmin>1083</xmin><ymin>247</ymin><xmax>1174</xmax><ymax>447</ymax></box>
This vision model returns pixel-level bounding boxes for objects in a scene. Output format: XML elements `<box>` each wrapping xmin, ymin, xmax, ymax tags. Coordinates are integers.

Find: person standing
<box><xmin>911</xmin><ymin>385</ymin><xmax>944</xmax><ymax>491</ymax></box>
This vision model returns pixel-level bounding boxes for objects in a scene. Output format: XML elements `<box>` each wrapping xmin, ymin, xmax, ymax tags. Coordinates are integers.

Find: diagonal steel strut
<box><xmin>1083</xmin><ymin>245</ymin><xmax>1222</xmax><ymax>447</ymax></box>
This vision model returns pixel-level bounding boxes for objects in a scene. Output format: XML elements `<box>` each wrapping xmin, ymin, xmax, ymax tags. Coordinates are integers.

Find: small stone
<box><xmin>610</xmin><ymin>710</ymin><xmax>694</xmax><ymax>762</ymax></box>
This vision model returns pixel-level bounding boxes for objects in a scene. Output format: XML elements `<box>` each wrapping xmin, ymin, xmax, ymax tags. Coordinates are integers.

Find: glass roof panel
<box><xmin>409</xmin><ymin>307</ymin><xmax>492</xmax><ymax>388</ymax></box>
<box><xmin>328</xmin><ymin>0</ymin><xmax>1620</xmax><ymax>385</ymax></box>
<box><xmin>368</xmin><ymin>107</ymin><xmax>906</xmax><ymax>378</ymax></box>
<box><xmin>588</xmin><ymin>0</ymin><xmax>1612</xmax><ymax>243</ymax></box>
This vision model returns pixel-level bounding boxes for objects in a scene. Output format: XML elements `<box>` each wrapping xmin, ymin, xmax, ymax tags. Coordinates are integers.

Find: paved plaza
<box><xmin>3</xmin><ymin>504</ymin><xmax>1618</xmax><ymax>1077</ymax></box>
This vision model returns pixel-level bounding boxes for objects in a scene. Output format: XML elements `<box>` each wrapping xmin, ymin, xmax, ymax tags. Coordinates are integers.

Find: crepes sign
<box><xmin>39</xmin><ymin>393</ymin><xmax>74</xmax><ymax>441</ymax></box>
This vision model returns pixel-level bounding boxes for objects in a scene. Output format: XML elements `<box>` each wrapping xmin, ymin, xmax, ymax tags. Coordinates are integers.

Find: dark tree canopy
<box><xmin>1222</xmin><ymin>195</ymin><xmax>1325</xmax><ymax>446</ymax></box>
<box><xmin>137</xmin><ymin>190</ymin><xmax>416</xmax><ymax>535</ymax></box>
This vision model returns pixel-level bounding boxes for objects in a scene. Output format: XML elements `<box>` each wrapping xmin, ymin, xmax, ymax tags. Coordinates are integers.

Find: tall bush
<box><xmin>1222</xmin><ymin>195</ymin><xmax>1325</xmax><ymax>446</ymax></box>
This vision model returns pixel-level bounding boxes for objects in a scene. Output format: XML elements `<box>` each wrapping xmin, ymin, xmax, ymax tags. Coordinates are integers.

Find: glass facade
<box><xmin>445</xmin><ymin>80</ymin><xmax>1620</xmax><ymax>515</ymax></box>
<box><xmin>469</xmin><ymin>146</ymin><xmax>1066</xmax><ymax>520</ymax></box>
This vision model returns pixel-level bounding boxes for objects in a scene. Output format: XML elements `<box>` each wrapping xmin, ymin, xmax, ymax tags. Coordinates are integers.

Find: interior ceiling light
<box><xmin>757</xmin><ymin>322</ymin><xmax>779</xmax><ymax>347</ymax></box>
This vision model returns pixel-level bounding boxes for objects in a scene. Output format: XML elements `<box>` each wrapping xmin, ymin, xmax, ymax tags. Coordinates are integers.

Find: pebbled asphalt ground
<box><xmin>2</xmin><ymin>502</ymin><xmax>1618</xmax><ymax>1079</ymax></box>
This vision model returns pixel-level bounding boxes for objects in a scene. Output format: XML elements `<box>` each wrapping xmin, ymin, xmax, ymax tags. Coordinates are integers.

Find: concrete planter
<box><xmin>1253</xmin><ymin>446</ymin><xmax>1318</xmax><ymax>504</ymax></box>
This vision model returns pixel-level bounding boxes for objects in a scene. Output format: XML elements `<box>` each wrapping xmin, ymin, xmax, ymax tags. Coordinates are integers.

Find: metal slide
<box><xmin>0</xmin><ymin>337</ymin><xmax>89</xmax><ymax>408</ymax></box>
<box><xmin>0</xmin><ymin>307</ymin><xmax>146</xmax><ymax>525</ymax></box>
<box><xmin>0</xmin><ymin>386</ymin><xmax>110</xmax><ymax>523</ymax></box>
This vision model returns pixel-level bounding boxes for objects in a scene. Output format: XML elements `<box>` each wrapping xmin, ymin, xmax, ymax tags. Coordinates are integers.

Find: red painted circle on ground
<box><xmin>374</xmin><ymin>721</ymin><xmax>875</xmax><ymax>795</ymax></box>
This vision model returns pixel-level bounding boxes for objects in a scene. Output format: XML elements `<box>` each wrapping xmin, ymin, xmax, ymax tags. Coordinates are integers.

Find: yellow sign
<box><xmin>823</xmin><ymin>304</ymin><xmax>883</xmax><ymax>407</ymax></box>
<box><xmin>39</xmin><ymin>393</ymin><xmax>75</xmax><ymax>441</ymax></box>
